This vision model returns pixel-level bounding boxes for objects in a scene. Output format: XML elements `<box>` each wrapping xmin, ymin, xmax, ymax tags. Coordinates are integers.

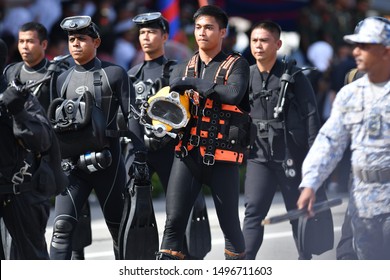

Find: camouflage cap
<box><xmin>344</xmin><ymin>16</ymin><xmax>390</xmax><ymax>46</ymax></box>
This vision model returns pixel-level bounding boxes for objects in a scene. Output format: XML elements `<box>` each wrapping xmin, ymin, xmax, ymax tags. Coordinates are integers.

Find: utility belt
<box><xmin>253</xmin><ymin>118</ymin><xmax>285</xmax><ymax>156</ymax></box>
<box><xmin>254</xmin><ymin>119</ymin><xmax>284</xmax><ymax>138</ymax></box>
<box><xmin>253</xmin><ymin>118</ymin><xmax>297</xmax><ymax>178</ymax></box>
<box><xmin>354</xmin><ymin>167</ymin><xmax>390</xmax><ymax>184</ymax></box>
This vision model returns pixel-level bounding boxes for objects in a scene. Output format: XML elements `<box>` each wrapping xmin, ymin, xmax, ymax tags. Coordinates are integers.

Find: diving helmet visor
<box><xmin>147</xmin><ymin>87</ymin><xmax>190</xmax><ymax>130</ymax></box>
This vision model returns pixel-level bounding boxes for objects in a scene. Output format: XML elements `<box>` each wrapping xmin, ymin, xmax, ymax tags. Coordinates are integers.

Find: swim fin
<box><xmin>185</xmin><ymin>192</ymin><xmax>211</xmax><ymax>259</ymax></box>
<box><xmin>118</xmin><ymin>178</ymin><xmax>159</xmax><ymax>259</ymax></box>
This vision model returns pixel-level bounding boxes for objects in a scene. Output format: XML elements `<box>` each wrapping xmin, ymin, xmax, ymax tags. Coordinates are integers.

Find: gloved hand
<box><xmin>129</xmin><ymin>151</ymin><xmax>150</xmax><ymax>185</ymax></box>
<box><xmin>170</xmin><ymin>77</ymin><xmax>216</xmax><ymax>97</ymax></box>
<box><xmin>2</xmin><ymin>80</ymin><xmax>28</xmax><ymax>115</ymax></box>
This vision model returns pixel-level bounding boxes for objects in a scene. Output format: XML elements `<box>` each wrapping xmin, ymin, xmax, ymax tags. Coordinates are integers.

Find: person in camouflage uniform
<box><xmin>297</xmin><ymin>16</ymin><xmax>390</xmax><ymax>260</ymax></box>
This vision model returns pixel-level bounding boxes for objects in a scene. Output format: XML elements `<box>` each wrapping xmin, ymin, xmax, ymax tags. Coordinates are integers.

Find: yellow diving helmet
<box><xmin>146</xmin><ymin>86</ymin><xmax>190</xmax><ymax>137</ymax></box>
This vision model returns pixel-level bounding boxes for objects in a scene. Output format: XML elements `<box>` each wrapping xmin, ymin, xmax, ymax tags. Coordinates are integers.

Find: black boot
<box><xmin>156</xmin><ymin>250</ymin><xmax>185</xmax><ymax>260</ymax></box>
<box><xmin>224</xmin><ymin>249</ymin><xmax>245</xmax><ymax>260</ymax></box>
<box><xmin>71</xmin><ymin>249</ymin><xmax>85</xmax><ymax>260</ymax></box>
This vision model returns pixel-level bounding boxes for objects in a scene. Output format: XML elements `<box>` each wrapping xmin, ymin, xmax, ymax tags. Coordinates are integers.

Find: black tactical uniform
<box><xmin>243</xmin><ymin>58</ymin><xmax>321</xmax><ymax>259</ymax></box>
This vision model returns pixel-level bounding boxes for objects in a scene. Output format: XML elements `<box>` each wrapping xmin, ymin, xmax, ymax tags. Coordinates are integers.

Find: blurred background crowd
<box><xmin>0</xmin><ymin>0</ymin><xmax>389</xmax><ymax>193</ymax></box>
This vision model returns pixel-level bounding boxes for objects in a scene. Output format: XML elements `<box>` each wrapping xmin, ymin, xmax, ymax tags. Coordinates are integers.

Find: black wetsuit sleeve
<box><xmin>293</xmin><ymin>72</ymin><xmax>321</xmax><ymax>147</ymax></box>
<box><xmin>117</xmin><ymin>71</ymin><xmax>145</xmax><ymax>152</ymax></box>
<box><xmin>12</xmin><ymin>95</ymin><xmax>52</xmax><ymax>152</ymax></box>
<box><xmin>170</xmin><ymin>58</ymin><xmax>250</xmax><ymax>108</ymax></box>
<box><xmin>213</xmin><ymin>57</ymin><xmax>250</xmax><ymax>105</ymax></box>
<box><xmin>170</xmin><ymin>62</ymin><xmax>186</xmax><ymax>81</ymax></box>
<box><xmin>167</xmin><ymin>61</ymin><xmax>178</xmax><ymax>84</ymax></box>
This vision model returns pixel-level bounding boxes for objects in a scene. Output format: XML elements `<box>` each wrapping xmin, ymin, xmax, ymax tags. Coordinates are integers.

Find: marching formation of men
<box><xmin>0</xmin><ymin>3</ymin><xmax>389</xmax><ymax>260</ymax></box>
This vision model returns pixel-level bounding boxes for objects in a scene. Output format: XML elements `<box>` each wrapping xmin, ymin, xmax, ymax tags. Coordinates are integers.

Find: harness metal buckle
<box><xmin>189</xmin><ymin>135</ymin><xmax>200</xmax><ymax>146</ymax></box>
<box><xmin>11</xmin><ymin>172</ymin><xmax>24</xmax><ymax>185</ymax></box>
<box><xmin>176</xmin><ymin>146</ymin><xmax>188</xmax><ymax>158</ymax></box>
<box><xmin>191</xmin><ymin>105</ymin><xmax>199</xmax><ymax>116</ymax></box>
<box><xmin>257</xmin><ymin>121</ymin><xmax>268</xmax><ymax>132</ymax></box>
<box><xmin>203</xmin><ymin>153</ymin><xmax>215</xmax><ymax>166</ymax></box>
<box><xmin>13</xmin><ymin>184</ymin><xmax>21</xmax><ymax>195</ymax></box>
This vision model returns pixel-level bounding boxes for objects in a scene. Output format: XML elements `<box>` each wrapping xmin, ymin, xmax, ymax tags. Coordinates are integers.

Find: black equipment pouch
<box><xmin>48</xmin><ymin>90</ymin><xmax>109</xmax><ymax>159</ymax></box>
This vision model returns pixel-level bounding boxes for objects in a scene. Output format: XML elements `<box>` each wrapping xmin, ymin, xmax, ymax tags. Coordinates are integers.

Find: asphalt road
<box><xmin>45</xmin><ymin>190</ymin><xmax>349</xmax><ymax>260</ymax></box>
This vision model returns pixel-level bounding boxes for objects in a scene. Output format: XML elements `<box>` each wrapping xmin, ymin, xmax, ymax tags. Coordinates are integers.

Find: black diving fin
<box><xmin>118</xmin><ymin>178</ymin><xmax>159</xmax><ymax>259</ymax></box>
<box><xmin>184</xmin><ymin>192</ymin><xmax>212</xmax><ymax>259</ymax></box>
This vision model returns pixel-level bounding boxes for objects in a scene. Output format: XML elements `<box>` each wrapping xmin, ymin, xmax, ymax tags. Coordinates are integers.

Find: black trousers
<box><xmin>161</xmin><ymin>150</ymin><xmax>245</xmax><ymax>254</ymax></box>
<box><xmin>243</xmin><ymin>159</ymin><xmax>306</xmax><ymax>259</ymax></box>
<box><xmin>0</xmin><ymin>191</ymin><xmax>50</xmax><ymax>259</ymax></box>
<box><xmin>50</xmin><ymin>140</ymin><xmax>126</xmax><ymax>259</ymax></box>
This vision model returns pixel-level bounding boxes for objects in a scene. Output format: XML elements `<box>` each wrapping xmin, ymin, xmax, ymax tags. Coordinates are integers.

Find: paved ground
<box><xmin>45</xmin><ymin>190</ymin><xmax>349</xmax><ymax>260</ymax></box>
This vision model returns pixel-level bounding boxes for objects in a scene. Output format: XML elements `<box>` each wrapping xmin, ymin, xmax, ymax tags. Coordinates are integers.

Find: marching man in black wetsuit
<box><xmin>156</xmin><ymin>5</ymin><xmax>251</xmax><ymax>260</ymax></box>
<box><xmin>242</xmin><ymin>21</ymin><xmax>322</xmax><ymax>260</ymax></box>
<box><xmin>126</xmin><ymin>12</ymin><xmax>212</xmax><ymax>260</ymax></box>
<box><xmin>0</xmin><ymin>38</ymin><xmax>66</xmax><ymax>259</ymax></box>
<box><xmin>127</xmin><ymin>12</ymin><xmax>176</xmax><ymax>193</ymax></box>
<box><xmin>49</xmin><ymin>15</ymin><xmax>147</xmax><ymax>260</ymax></box>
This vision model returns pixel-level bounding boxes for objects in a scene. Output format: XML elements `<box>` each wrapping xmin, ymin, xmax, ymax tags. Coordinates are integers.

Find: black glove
<box><xmin>129</xmin><ymin>151</ymin><xmax>150</xmax><ymax>185</ymax></box>
<box><xmin>2</xmin><ymin>81</ymin><xmax>28</xmax><ymax>115</ymax></box>
<box><xmin>170</xmin><ymin>77</ymin><xmax>216</xmax><ymax>97</ymax></box>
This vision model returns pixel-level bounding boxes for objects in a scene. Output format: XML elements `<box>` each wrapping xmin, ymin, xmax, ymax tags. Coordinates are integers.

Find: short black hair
<box><xmin>250</xmin><ymin>20</ymin><xmax>282</xmax><ymax>39</ymax></box>
<box><xmin>19</xmin><ymin>22</ymin><xmax>48</xmax><ymax>42</ymax></box>
<box><xmin>193</xmin><ymin>5</ymin><xmax>228</xmax><ymax>29</ymax></box>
